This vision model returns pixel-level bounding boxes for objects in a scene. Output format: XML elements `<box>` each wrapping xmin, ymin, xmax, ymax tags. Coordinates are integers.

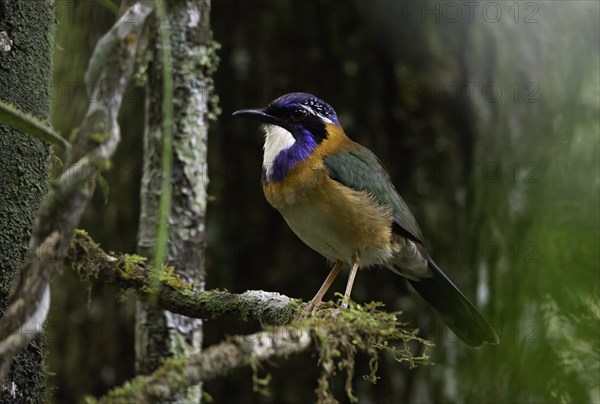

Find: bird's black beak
<box><xmin>232</xmin><ymin>108</ymin><xmax>281</xmax><ymax>126</ymax></box>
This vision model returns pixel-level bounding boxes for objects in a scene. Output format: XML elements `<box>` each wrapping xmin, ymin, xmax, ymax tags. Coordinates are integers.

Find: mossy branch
<box><xmin>67</xmin><ymin>230</ymin><xmax>300</xmax><ymax>325</ymax></box>
<box><xmin>0</xmin><ymin>99</ymin><xmax>70</xmax><ymax>152</ymax></box>
<box><xmin>85</xmin><ymin>295</ymin><xmax>431</xmax><ymax>403</ymax></box>
<box><xmin>70</xmin><ymin>230</ymin><xmax>432</xmax><ymax>402</ymax></box>
<box><xmin>89</xmin><ymin>325</ymin><xmax>312</xmax><ymax>403</ymax></box>
<box><xmin>0</xmin><ymin>1</ymin><xmax>154</xmax><ymax>380</ymax></box>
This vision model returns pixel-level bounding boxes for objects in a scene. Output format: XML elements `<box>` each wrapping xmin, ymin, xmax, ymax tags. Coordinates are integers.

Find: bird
<box><xmin>233</xmin><ymin>92</ymin><xmax>499</xmax><ymax>347</ymax></box>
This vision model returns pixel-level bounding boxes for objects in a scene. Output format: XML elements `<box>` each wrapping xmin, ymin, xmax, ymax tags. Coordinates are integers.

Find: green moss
<box><xmin>195</xmin><ymin>289</ymin><xmax>230</xmax><ymax>316</ymax></box>
<box><xmin>200</xmin><ymin>38</ymin><xmax>221</xmax><ymax>121</ymax></box>
<box><xmin>149</xmin><ymin>356</ymin><xmax>188</xmax><ymax>396</ymax></box>
<box><xmin>89</xmin><ymin>370</ymin><xmax>149</xmax><ymax>402</ymax></box>
<box><xmin>201</xmin><ymin>390</ymin><xmax>214</xmax><ymax>402</ymax></box>
<box><xmin>69</xmin><ymin>230</ymin><xmax>429</xmax><ymax>402</ymax></box>
<box><xmin>251</xmin><ymin>359</ymin><xmax>272</xmax><ymax>397</ymax></box>
<box><xmin>123</xmin><ymin>253</ymin><xmax>146</xmax><ymax>276</ymax></box>
<box><xmin>158</xmin><ymin>265</ymin><xmax>193</xmax><ymax>292</ymax></box>
<box><xmin>68</xmin><ymin>229</ymin><xmax>102</xmax><ymax>280</ymax></box>
<box><xmin>207</xmin><ymin>93</ymin><xmax>222</xmax><ymax>121</ymax></box>
<box><xmin>92</xmin><ymin>356</ymin><xmax>189</xmax><ymax>402</ymax></box>
<box><xmin>73</xmin><ymin>229</ymin><xmax>99</xmax><ymax>249</ymax></box>
<box><xmin>89</xmin><ymin>130</ymin><xmax>111</xmax><ymax>144</ymax></box>
<box><xmin>69</xmin><ymin>232</ymin><xmax>428</xmax><ymax>402</ymax></box>
<box><xmin>68</xmin><ymin>231</ymin><xmax>198</xmax><ymax>303</ymax></box>
<box><xmin>198</xmin><ymin>39</ymin><xmax>221</xmax><ymax>77</ymax></box>
<box><xmin>298</xmin><ymin>298</ymin><xmax>432</xmax><ymax>403</ymax></box>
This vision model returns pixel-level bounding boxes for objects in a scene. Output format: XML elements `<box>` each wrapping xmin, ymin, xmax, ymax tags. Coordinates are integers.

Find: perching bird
<box><xmin>233</xmin><ymin>92</ymin><xmax>499</xmax><ymax>347</ymax></box>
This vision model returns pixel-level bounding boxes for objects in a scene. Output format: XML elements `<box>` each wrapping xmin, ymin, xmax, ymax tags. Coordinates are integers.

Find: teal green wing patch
<box><xmin>323</xmin><ymin>145</ymin><xmax>423</xmax><ymax>243</ymax></box>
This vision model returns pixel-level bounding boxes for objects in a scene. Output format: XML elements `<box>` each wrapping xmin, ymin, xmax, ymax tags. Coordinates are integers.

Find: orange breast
<box><xmin>262</xmin><ymin>125</ymin><xmax>395</xmax><ymax>264</ymax></box>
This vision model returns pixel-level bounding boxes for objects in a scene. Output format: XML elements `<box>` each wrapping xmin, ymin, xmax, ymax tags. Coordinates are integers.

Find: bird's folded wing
<box><xmin>322</xmin><ymin>144</ymin><xmax>424</xmax><ymax>243</ymax></box>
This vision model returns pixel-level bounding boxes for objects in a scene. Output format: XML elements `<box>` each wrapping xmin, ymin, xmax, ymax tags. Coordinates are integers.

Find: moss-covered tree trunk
<box><xmin>136</xmin><ymin>0</ymin><xmax>217</xmax><ymax>402</ymax></box>
<box><xmin>0</xmin><ymin>1</ymin><xmax>54</xmax><ymax>401</ymax></box>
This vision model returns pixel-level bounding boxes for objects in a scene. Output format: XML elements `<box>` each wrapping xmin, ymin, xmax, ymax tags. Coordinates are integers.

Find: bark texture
<box><xmin>101</xmin><ymin>326</ymin><xmax>311</xmax><ymax>403</ymax></box>
<box><xmin>68</xmin><ymin>230</ymin><xmax>299</xmax><ymax>325</ymax></box>
<box><xmin>0</xmin><ymin>1</ymin><xmax>54</xmax><ymax>400</ymax></box>
<box><xmin>1</xmin><ymin>0</ymin><xmax>152</xmax><ymax>398</ymax></box>
<box><xmin>136</xmin><ymin>0</ymin><xmax>218</xmax><ymax>402</ymax></box>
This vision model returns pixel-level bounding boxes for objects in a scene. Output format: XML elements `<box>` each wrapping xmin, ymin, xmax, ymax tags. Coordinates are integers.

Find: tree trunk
<box><xmin>0</xmin><ymin>1</ymin><xmax>55</xmax><ymax>401</ymax></box>
<box><xmin>136</xmin><ymin>0</ymin><xmax>217</xmax><ymax>402</ymax></box>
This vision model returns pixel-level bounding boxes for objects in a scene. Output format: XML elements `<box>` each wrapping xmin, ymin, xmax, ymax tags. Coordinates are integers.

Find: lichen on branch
<box><xmin>85</xmin><ymin>299</ymin><xmax>431</xmax><ymax>403</ymax></box>
<box><xmin>67</xmin><ymin>230</ymin><xmax>300</xmax><ymax>326</ymax></box>
<box><xmin>69</xmin><ymin>231</ymin><xmax>432</xmax><ymax>402</ymax></box>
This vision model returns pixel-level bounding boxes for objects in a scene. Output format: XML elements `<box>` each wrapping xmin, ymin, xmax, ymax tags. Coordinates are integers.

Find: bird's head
<box><xmin>233</xmin><ymin>92</ymin><xmax>339</xmax><ymax>139</ymax></box>
<box><xmin>233</xmin><ymin>92</ymin><xmax>340</xmax><ymax>182</ymax></box>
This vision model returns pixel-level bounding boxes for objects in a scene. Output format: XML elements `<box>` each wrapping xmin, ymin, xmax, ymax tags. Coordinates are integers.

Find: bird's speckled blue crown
<box><xmin>267</xmin><ymin>92</ymin><xmax>340</xmax><ymax>125</ymax></box>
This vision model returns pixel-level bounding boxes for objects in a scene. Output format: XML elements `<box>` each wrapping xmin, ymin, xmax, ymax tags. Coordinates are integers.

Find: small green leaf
<box><xmin>97</xmin><ymin>174</ymin><xmax>110</xmax><ymax>204</ymax></box>
<box><xmin>0</xmin><ymin>99</ymin><xmax>70</xmax><ymax>151</ymax></box>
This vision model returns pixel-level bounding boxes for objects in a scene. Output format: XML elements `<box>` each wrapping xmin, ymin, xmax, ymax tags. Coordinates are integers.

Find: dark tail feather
<box><xmin>407</xmin><ymin>260</ymin><xmax>499</xmax><ymax>348</ymax></box>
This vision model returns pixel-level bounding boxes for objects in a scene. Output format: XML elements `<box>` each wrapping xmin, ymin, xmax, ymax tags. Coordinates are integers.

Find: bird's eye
<box><xmin>290</xmin><ymin>108</ymin><xmax>307</xmax><ymax>121</ymax></box>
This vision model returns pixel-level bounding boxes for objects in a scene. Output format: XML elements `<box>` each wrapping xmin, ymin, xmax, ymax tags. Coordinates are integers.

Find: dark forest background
<box><xmin>47</xmin><ymin>1</ymin><xmax>598</xmax><ymax>403</ymax></box>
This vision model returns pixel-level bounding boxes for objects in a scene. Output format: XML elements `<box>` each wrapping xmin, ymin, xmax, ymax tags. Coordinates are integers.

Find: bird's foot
<box><xmin>300</xmin><ymin>297</ymin><xmax>351</xmax><ymax>318</ymax></box>
<box><xmin>328</xmin><ymin>299</ymin><xmax>350</xmax><ymax>318</ymax></box>
<box><xmin>329</xmin><ymin>308</ymin><xmax>341</xmax><ymax>317</ymax></box>
<box><xmin>300</xmin><ymin>300</ymin><xmax>319</xmax><ymax>318</ymax></box>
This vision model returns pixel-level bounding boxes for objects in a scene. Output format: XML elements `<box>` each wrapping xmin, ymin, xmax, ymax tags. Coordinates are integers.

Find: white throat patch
<box><xmin>262</xmin><ymin>124</ymin><xmax>296</xmax><ymax>178</ymax></box>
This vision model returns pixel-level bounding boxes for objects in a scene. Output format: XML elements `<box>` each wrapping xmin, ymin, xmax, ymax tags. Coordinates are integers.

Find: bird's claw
<box><xmin>300</xmin><ymin>301</ymin><xmax>317</xmax><ymax>318</ymax></box>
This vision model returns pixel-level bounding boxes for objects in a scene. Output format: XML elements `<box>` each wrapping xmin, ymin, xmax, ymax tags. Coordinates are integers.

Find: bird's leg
<box><xmin>340</xmin><ymin>253</ymin><xmax>360</xmax><ymax>309</ymax></box>
<box><xmin>304</xmin><ymin>260</ymin><xmax>343</xmax><ymax>315</ymax></box>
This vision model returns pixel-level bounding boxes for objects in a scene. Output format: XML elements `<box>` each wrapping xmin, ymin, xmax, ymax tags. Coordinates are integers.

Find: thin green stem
<box><xmin>97</xmin><ymin>0</ymin><xmax>118</xmax><ymax>15</ymax></box>
<box><xmin>151</xmin><ymin>0</ymin><xmax>174</xmax><ymax>298</ymax></box>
